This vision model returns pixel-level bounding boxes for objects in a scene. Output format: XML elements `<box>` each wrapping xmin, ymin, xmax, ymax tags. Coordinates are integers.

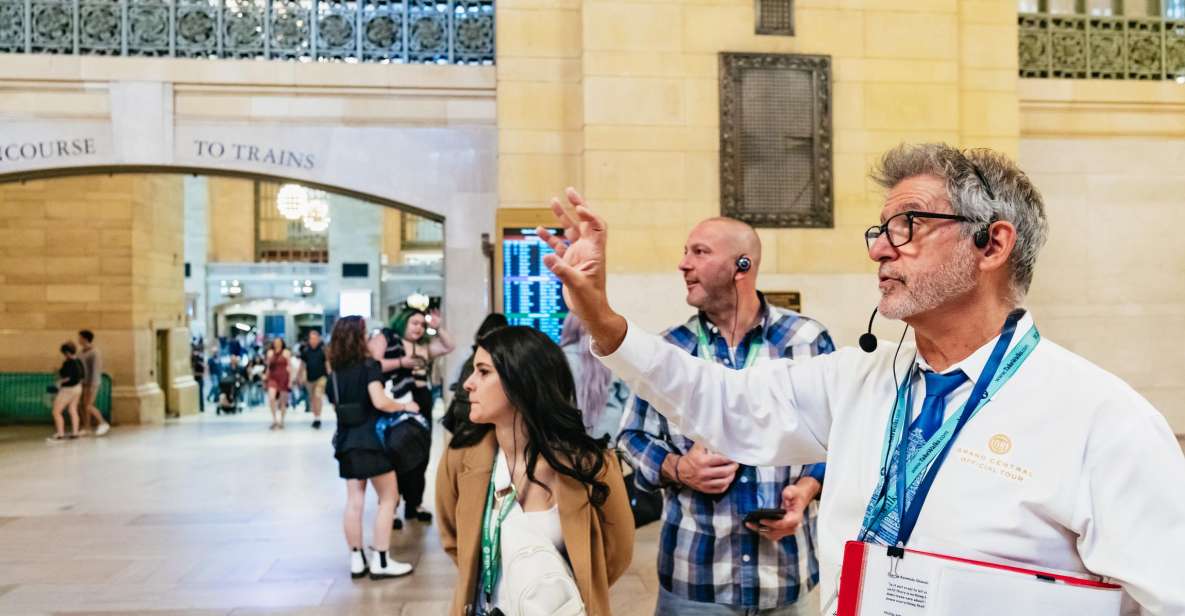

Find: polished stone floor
<box><xmin>0</xmin><ymin>406</ymin><xmax>662</xmax><ymax>616</ymax></box>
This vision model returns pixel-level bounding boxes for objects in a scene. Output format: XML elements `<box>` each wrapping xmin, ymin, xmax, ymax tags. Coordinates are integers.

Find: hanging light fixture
<box><xmin>302</xmin><ymin>194</ymin><xmax>331</xmax><ymax>232</ymax></box>
<box><xmin>276</xmin><ymin>184</ymin><xmax>310</xmax><ymax>220</ymax></box>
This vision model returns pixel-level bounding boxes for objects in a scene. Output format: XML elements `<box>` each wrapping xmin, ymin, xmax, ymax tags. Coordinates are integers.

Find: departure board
<box><xmin>502</xmin><ymin>227</ymin><xmax>568</xmax><ymax>343</ymax></box>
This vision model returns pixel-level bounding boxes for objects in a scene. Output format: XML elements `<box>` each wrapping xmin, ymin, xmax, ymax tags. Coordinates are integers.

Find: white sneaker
<box><xmin>368</xmin><ymin>549</ymin><xmax>413</xmax><ymax>579</ymax></box>
<box><xmin>349</xmin><ymin>549</ymin><xmax>368</xmax><ymax>579</ymax></box>
<box><xmin>95</xmin><ymin>423</ymin><xmax>110</xmax><ymax>436</ymax></box>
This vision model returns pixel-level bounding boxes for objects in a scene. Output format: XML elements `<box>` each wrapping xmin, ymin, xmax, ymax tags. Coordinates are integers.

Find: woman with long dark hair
<box><xmin>441</xmin><ymin>312</ymin><xmax>508</xmax><ymax>434</ymax></box>
<box><xmin>436</xmin><ymin>326</ymin><xmax>634</xmax><ymax>616</ymax></box>
<box><xmin>327</xmin><ymin>316</ymin><xmax>420</xmax><ymax>580</ymax></box>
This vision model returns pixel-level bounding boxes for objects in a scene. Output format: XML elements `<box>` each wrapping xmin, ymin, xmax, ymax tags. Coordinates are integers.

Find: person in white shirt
<box><xmin>535</xmin><ymin>143</ymin><xmax>1185</xmax><ymax>615</ymax></box>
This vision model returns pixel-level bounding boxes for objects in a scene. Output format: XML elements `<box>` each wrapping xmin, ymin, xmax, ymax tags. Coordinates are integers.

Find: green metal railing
<box><xmin>0</xmin><ymin>373</ymin><xmax>112</xmax><ymax>425</ymax></box>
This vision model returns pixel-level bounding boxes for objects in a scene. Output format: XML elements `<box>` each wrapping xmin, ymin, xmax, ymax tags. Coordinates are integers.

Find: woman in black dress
<box><xmin>327</xmin><ymin>315</ymin><xmax>420</xmax><ymax>580</ymax></box>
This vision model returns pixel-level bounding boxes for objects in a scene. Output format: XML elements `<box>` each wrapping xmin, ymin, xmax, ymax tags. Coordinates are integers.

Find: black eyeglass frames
<box><xmin>864</xmin><ymin>210</ymin><xmax>972</xmax><ymax>251</ymax></box>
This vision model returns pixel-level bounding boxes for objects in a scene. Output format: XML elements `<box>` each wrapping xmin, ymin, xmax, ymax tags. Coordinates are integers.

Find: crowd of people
<box><xmin>47</xmin><ymin>142</ymin><xmax>1185</xmax><ymax>614</ymax></box>
<box><xmin>329</xmin><ymin>211</ymin><xmax>838</xmax><ymax>616</ymax></box>
<box><xmin>193</xmin><ymin>327</ymin><xmax>337</xmax><ymax>429</ymax></box>
<box><xmin>331</xmin><ymin>142</ymin><xmax>1185</xmax><ymax>615</ymax></box>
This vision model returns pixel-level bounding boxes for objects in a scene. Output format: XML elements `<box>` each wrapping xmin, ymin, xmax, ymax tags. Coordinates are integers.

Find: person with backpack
<box><xmin>326</xmin><ymin>315</ymin><xmax>420</xmax><ymax>580</ymax></box>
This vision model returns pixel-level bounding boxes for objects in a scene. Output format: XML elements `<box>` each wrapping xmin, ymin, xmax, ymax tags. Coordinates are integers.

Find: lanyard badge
<box><xmin>480</xmin><ymin>463</ymin><xmax>518</xmax><ymax>605</ymax></box>
<box><xmin>859</xmin><ymin>310</ymin><xmax>1041</xmax><ymax>547</ymax></box>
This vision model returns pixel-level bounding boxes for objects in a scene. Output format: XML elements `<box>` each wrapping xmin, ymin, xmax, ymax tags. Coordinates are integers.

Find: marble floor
<box><xmin>0</xmin><ymin>407</ymin><xmax>662</xmax><ymax>616</ymax></box>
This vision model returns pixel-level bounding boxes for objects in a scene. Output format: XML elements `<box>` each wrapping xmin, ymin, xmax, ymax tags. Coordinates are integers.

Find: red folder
<box><xmin>838</xmin><ymin>540</ymin><xmax>1122</xmax><ymax>616</ymax></box>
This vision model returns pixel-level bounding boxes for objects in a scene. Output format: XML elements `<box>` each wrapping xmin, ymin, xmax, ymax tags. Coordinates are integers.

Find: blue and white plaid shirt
<box><xmin>618</xmin><ymin>296</ymin><xmax>834</xmax><ymax>609</ymax></box>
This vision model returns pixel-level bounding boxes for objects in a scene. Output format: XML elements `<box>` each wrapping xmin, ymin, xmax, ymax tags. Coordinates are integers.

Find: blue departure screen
<box><xmin>502</xmin><ymin>227</ymin><xmax>568</xmax><ymax>343</ymax></box>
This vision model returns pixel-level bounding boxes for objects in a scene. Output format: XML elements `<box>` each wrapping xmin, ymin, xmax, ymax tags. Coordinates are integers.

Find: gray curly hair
<box><xmin>869</xmin><ymin>143</ymin><xmax>1049</xmax><ymax>302</ymax></box>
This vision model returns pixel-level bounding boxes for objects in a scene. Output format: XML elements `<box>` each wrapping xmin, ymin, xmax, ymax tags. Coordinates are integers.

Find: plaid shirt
<box><xmin>618</xmin><ymin>297</ymin><xmax>834</xmax><ymax>609</ymax></box>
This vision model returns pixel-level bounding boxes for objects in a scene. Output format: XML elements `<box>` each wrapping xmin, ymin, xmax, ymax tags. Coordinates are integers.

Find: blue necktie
<box><xmin>912</xmin><ymin>370</ymin><xmax>969</xmax><ymax>441</ymax></box>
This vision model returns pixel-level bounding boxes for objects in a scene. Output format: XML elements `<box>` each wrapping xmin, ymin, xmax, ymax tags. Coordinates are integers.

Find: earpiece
<box><xmin>735</xmin><ymin>255</ymin><xmax>752</xmax><ymax>273</ymax></box>
<box><xmin>973</xmin><ymin>224</ymin><xmax>990</xmax><ymax>249</ymax></box>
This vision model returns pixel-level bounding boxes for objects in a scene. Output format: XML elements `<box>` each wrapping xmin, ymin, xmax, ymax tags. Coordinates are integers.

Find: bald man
<box><xmin>618</xmin><ymin>218</ymin><xmax>835</xmax><ymax>615</ymax></box>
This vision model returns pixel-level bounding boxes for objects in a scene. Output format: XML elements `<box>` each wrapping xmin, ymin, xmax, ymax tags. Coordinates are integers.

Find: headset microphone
<box><xmin>859</xmin><ymin>306</ymin><xmax>879</xmax><ymax>353</ymax></box>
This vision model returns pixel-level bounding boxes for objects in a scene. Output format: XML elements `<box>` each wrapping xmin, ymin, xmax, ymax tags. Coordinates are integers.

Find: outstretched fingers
<box><xmin>536</xmin><ymin>225</ymin><xmax>567</xmax><ymax>258</ymax></box>
<box><xmin>550</xmin><ymin>195</ymin><xmax>581</xmax><ymax>242</ymax></box>
<box><xmin>573</xmin><ymin>205</ymin><xmax>605</xmax><ymax>238</ymax></box>
<box><xmin>542</xmin><ymin>253</ymin><xmax>577</xmax><ymax>286</ymax></box>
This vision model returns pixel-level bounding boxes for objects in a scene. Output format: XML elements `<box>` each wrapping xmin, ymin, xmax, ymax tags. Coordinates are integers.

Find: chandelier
<box><xmin>275</xmin><ymin>183</ymin><xmax>331</xmax><ymax>232</ymax></box>
<box><xmin>301</xmin><ymin>195</ymin><xmax>331</xmax><ymax>232</ymax></box>
<box><xmin>275</xmin><ymin>184</ymin><xmax>309</xmax><ymax>220</ymax></box>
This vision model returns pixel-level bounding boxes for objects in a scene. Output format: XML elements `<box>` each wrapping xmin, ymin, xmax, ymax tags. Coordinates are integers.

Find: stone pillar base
<box><xmin>111</xmin><ymin>383</ymin><xmax>166</xmax><ymax>425</ymax></box>
<box><xmin>168</xmin><ymin>377</ymin><xmax>200</xmax><ymax>417</ymax></box>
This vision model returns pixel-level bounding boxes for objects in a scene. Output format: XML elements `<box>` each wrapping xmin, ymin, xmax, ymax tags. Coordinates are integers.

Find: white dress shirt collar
<box><xmin>914</xmin><ymin>309</ymin><xmax>1035</xmax><ymax>383</ymax></box>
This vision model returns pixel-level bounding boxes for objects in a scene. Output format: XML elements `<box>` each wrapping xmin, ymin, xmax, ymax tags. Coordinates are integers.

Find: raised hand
<box><xmin>538</xmin><ymin>188</ymin><xmax>628</xmax><ymax>352</ymax></box>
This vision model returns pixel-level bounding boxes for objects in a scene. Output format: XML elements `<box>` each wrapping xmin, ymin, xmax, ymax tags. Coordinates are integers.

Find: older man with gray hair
<box><xmin>539</xmin><ymin>143</ymin><xmax>1185</xmax><ymax>614</ymax></box>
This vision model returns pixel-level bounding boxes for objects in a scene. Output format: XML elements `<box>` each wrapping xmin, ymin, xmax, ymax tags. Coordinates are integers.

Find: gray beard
<box><xmin>879</xmin><ymin>245</ymin><xmax>978</xmax><ymax>320</ymax></box>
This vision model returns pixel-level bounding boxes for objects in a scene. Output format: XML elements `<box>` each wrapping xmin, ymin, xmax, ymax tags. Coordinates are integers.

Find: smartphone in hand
<box><xmin>743</xmin><ymin>508</ymin><xmax>786</xmax><ymax>526</ymax></box>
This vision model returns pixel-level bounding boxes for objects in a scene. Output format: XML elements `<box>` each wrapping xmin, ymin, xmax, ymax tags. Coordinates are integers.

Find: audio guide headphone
<box><xmin>973</xmin><ymin>224</ymin><xmax>990</xmax><ymax>249</ymax></box>
<box><xmin>735</xmin><ymin>255</ymin><xmax>752</xmax><ymax>273</ymax></box>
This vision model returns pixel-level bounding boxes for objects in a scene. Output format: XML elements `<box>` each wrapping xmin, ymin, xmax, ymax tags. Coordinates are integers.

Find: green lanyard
<box><xmin>695</xmin><ymin>321</ymin><xmax>765</xmax><ymax>369</ymax></box>
<box><xmin>480</xmin><ymin>460</ymin><xmax>517</xmax><ymax>603</ymax></box>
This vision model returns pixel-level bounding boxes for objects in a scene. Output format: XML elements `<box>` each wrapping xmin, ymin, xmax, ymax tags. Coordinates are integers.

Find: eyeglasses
<box><xmin>864</xmin><ymin>210</ymin><xmax>971</xmax><ymax>250</ymax></box>
<box><xmin>866</xmin><ymin>153</ymin><xmax>996</xmax><ymax>251</ymax></box>
<box><xmin>968</xmin><ymin>161</ymin><xmax>996</xmax><ymax>201</ymax></box>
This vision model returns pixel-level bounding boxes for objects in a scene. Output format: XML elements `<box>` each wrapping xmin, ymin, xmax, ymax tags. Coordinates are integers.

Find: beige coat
<box><xmin>435</xmin><ymin>431</ymin><xmax>635</xmax><ymax>616</ymax></box>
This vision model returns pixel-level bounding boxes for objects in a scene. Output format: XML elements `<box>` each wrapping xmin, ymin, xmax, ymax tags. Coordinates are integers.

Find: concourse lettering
<box><xmin>0</xmin><ymin>138</ymin><xmax>96</xmax><ymax>163</ymax></box>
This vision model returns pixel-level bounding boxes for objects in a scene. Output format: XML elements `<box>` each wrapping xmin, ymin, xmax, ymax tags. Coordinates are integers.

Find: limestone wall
<box><xmin>496</xmin><ymin>0</ymin><xmax>1020</xmax><ymax>348</ymax></box>
<box><xmin>1019</xmin><ymin>80</ymin><xmax>1185</xmax><ymax>431</ymax></box>
<box><xmin>0</xmin><ymin>174</ymin><xmax>196</xmax><ymax>423</ymax></box>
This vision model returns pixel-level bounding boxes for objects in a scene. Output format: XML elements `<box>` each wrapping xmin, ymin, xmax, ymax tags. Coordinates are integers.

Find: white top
<box><xmin>597</xmin><ymin>311</ymin><xmax>1185</xmax><ymax>615</ymax></box>
<box><xmin>491</xmin><ymin>452</ymin><xmax>568</xmax><ymax>610</ymax></box>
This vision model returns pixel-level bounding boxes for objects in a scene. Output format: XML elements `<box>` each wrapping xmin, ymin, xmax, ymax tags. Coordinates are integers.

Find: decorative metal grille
<box><xmin>755</xmin><ymin>0</ymin><xmax>794</xmax><ymax>36</ymax></box>
<box><xmin>719</xmin><ymin>52</ymin><xmax>833</xmax><ymax>229</ymax></box>
<box><xmin>0</xmin><ymin>0</ymin><xmax>494</xmax><ymax>64</ymax></box>
<box><xmin>1020</xmin><ymin>12</ymin><xmax>1185</xmax><ymax>79</ymax></box>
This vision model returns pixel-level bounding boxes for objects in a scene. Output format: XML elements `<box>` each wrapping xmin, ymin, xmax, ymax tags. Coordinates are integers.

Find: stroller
<box><xmin>216</xmin><ymin>373</ymin><xmax>244</xmax><ymax>415</ymax></box>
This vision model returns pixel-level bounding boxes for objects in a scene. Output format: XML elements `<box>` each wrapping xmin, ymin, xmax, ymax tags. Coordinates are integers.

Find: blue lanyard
<box><xmin>860</xmin><ymin>310</ymin><xmax>1041</xmax><ymax>546</ymax></box>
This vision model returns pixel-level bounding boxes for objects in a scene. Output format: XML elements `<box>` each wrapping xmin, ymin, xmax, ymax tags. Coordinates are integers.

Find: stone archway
<box><xmin>0</xmin><ymin>113</ymin><xmax>495</xmax><ymax>424</ymax></box>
